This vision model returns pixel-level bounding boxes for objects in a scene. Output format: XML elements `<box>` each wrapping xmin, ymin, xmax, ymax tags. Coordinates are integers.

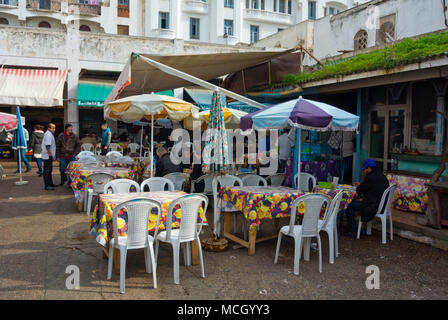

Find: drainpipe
<box><xmin>355</xmin><ymin>88</ymin><xmax>362</xmax><ymax>182</ymax></box>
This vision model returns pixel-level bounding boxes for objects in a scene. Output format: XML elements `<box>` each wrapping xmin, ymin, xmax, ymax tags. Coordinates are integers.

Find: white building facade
<box><xmin>0</xmin><ymin>0</ymin><xmax>367</xmax><ymax>45</ymax></box>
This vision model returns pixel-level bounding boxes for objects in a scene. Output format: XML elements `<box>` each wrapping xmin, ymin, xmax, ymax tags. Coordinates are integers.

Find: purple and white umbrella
<box><xmin>240</xmin><ymin>97</ymin><xmax>359</xmax><ymax>189</ymax></box>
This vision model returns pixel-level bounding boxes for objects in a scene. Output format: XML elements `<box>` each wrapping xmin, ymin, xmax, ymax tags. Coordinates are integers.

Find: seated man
<box><xmin>343</xmin><ymin>159</ymin><xmax>389</xmax><ymax>237</ymax></box>
<box><xmin>155</xmin><ymin>145</ymin><xmax>181</xmax><ymax>177</ymax></box>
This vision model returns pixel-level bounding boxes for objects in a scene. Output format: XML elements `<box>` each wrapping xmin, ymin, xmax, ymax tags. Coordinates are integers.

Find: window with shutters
<box><xmin>354</xmin><ymin>30</ymin><xmax>368</xmax><ymax>50</ymax></box>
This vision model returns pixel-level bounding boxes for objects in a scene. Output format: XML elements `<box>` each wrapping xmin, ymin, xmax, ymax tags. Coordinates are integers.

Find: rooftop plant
<box><xmin>285</xmin><ymin>31</ymin><xmax>448</xmax><ymax>85</ymax></box>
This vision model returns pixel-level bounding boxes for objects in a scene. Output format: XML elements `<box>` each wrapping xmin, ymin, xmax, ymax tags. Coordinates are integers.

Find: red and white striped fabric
<box><xmin>0</xmin><ymin>68</ymin><xmax>67</xmax><ymax>107</ymax></box>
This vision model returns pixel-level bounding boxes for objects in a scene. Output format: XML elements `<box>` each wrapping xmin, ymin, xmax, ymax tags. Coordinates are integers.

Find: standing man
<box><xmin>278</xmin><ymin>129</ymin><xmax>292</xmax><ymax>173</ymax></box>
<box><xmin>42</xmin><ymin>123</ymin><xmax>57</xmax><ymax>191</ymax></box>
<box><xmin>15</xmin><ymin>125</ymin><xmax>31</xmax><ymax>173</ymax></box>
<box><xmin>29</xmin><ymin>124</ymin><xmax>45</xmax><ymax>176</ymax></box>
<box><xmin>56</xmin><ymin>123</ymin><xmax>80</xmax><ymax>187</ymax></box>
<box><xmin>100</xmin><ymin>121</ymin><xmax>111</xmax><ymax>155</ymax></box>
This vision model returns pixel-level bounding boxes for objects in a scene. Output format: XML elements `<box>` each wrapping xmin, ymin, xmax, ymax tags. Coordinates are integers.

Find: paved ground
<box><xmin>0</xmin><ymin>160</ymin><xmax>447</xmax><ymax>300</ymax></box>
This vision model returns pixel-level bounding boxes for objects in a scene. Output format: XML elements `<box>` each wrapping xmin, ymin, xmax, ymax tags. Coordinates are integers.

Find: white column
<box><xmin>235</xmin><ymin>0</ymin><xmax>244</xmax><ymax>43</ymax></box>
<box><xmin>150</xmin><ymin>0</ymin><xmax>159</xmax><ymax>34</ymax></box>
<box><xmin>170</xmin><ymin>0</ymin><xmax>181</xmax><ymax>38</ymax></box>
<box><xmin>65</xmin><ymin>20</ymin><xmax>80</xmax><ymax>134</ymax></box>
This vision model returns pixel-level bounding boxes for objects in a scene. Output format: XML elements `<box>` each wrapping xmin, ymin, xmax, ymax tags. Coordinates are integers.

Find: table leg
<box><xmin>113</xmin><ymin>248</ymin><xmax>120</xmax><ymax>274</ymax></box>
<box><xmin>190</xmin><ymin>240</ymin><xmax>199</xmax><ymax>265</ymax></box>
<box><xmin>248</xmin><ymin>228</ymin><xmax>257</xmax><ymax>256</ymax></box>
<box><xmin>224</xmin><ymin>212</ymin><xmax>231</xmax><ymax>234</ymax></box>
<box><xmin>77</xmin><ymin>200</ymin><xmax>84</xmax><ymax>212</ymax></box>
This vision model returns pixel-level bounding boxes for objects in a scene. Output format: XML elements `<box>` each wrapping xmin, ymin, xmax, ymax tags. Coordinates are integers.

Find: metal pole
<box><xmin>297</xmin><ymin>129</ymin><xmax>301</xmax><ymax>190</ymax></box>
<box><xmin>140</xmin><ymin>124</ymin><xmax>143</xmax><ymax>157</ymax></box>
<box><xmin>355</xmin><ymin>89</ymin><xmax>362</xmax><ymax>182</ymax></box>
<box><xmin>151</xmin><ymin>114</ymin><xmax>154</xmax><ymax>177</ymax></box>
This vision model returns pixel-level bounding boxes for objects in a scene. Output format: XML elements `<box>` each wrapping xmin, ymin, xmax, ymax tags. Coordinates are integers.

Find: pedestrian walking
<box><xmin>100</xmin><ymin>121</ymin><xmax>111</xmax><ymax>155</ymax></box>
<box><xmin>56</xmin><ymin>123</ymin><xmax>80</xmax><ymax>187</ymax></box>
<box><xmin>14</xmin><ymin>125</ymin><xmax>31</xmax><ymax>173</ymax></box>
<box><xmin>42</xmin><ymin>123</ymin><xmax>57</xmax><ymax>191</ymax></box>
<box><xmin>28</xmin><ymin>124</ymin><xmax>44</xmax><ymax>176</ymax></box>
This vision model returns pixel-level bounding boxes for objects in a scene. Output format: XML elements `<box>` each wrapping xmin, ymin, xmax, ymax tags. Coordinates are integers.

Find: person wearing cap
<box><xmin>343</xmin><ymin>159</ymin><xmax>389</xmax><ymax>237</ymax></box>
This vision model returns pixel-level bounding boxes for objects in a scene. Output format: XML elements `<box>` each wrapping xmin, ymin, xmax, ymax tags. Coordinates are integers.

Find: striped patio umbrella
<box><xmin>12</xmin><ymin>107</ymin><xmax>28</xmax><ymax>185</ymax></box>
<box><xmin>0</xmin><ymin>112</ymin><xmax>24</xmax><ymax>133</ymax></box>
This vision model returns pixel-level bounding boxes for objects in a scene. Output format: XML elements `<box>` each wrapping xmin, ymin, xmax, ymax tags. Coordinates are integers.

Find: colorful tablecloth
<box><xmin>104</xmin><ymin>158</ymin><xmax>150</xmax><ymax>182</ymax></box>
<box><xmin>89</xmin><ymin>191</ymin><xmax>207</xmax><ymax>247</ymax></box>
<box><xmin>386</xmin><ymin>173</ymin><xmax>430</xmax><ymax>213</ymax></box>
<box><xmin>219</xmin><ymin>186</ymin><xmax>356</xmax><ymax>230</ymax></box>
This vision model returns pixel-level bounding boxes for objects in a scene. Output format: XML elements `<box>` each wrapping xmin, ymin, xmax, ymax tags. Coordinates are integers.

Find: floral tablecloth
<box><xmin>219</xmin><ymin>186</ymin><xmax>356</xmax><ymax>231</ymax></box>
<box><xmin>386</xmin><ymin>173</ymin><xmax>430</xmax><ymax>213</ymax></box>
<box><xmin>89</xmin><ymin>191</ymin><xmax>207</xmax><ymax>247</ymax></box>
<box><xmin>104</xmin><ymin>158</ymin><xmax>150</xmax><ymax>182</ymax></box>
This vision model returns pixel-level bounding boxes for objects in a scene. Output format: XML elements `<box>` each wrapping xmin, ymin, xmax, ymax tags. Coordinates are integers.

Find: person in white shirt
<box><xmin>278</xmin><ymin>129</ymin><xmax>292</xmax><ymax>173</ymax></box>
<box><xmin>41</xmin><ymin>123</ymin><xmax>57</xmax><ymax>190</ymax></box>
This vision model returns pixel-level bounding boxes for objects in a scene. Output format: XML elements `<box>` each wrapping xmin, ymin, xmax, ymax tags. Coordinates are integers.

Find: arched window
<box><xmin>0</xmin><ymin>17</ymin><xmax>9</xmax><ymax>25</ymax></box>
<box><xmin>378</xmin><ymin>21</ymin><xmax>395</xmax><ymax>44</ymax></box>
<box><xmin>79</xmin><ymin>25</ymin><xmax>91</xmax><ymax>32</ymax></box>
<box><xmin>354</xmin><ymin>29</ymin><xmax>368</xmax><ymax>50</ymax></box>
<box><xmin>38</xmin><ymin>21</ymin><xmax>51</xmax><ymax>28</ymax></box>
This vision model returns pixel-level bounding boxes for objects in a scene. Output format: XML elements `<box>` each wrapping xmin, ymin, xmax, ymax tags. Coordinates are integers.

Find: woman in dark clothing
<box><xmin>28</xmin><ymin>124</ymin><xmax>45</xmax><ymax>175</ymax></box>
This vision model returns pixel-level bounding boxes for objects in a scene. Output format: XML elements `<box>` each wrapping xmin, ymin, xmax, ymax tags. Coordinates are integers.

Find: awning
<box><xmin>105</xmin><ymin>50</ymin><xmax>293</xmax><ymax>105</ymax></box>
<box><xmin>0</xmin><ymin>68</ymin><xmax>67</xmax><ymax>107</ymax></box>
<box><xmin>76</xmin><ymin>80</ymin><xmax>115</xmax><ymax>108</ymax></box>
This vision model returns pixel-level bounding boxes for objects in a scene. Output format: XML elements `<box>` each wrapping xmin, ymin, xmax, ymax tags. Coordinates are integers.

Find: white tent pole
<box><xmin>138</xmin><ymin>55</ymin><xmax>266</xmax><ymax>110</ymax></box>
<box><xmin>150</xmin><ymin>114</ymin><xmax>154</xmax><ymax>177</ymax></box>
<box><xmin>140</xmin><ymin>124</ymin><xmax>143</xmax><ymax>157</ymax></box>
<box><xmin>18</xmin><ymin>148</ymin><xmax>22</xmax><ymax>181</ymax></box>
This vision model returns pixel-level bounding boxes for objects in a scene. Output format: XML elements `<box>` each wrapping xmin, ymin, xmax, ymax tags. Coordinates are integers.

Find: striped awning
<box><xmin>0</xmin><ymin>68</ymin><xmax>67</xmax><ymax>107</ymax></box>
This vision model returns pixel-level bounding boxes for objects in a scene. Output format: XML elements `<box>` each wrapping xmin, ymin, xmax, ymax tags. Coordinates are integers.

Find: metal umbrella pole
<box><xmin>150</xmin><ymin>113</ymin><xmax>154</xmax><ymax>177</ymax></box>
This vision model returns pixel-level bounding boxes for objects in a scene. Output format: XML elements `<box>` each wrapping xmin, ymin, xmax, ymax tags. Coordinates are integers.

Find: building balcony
<box><xmin>244</xmin><ymin>9</ymin><xmax>294</xmax><ymax>25</ymax></box>
<box><xmin>0</xmin><ymin>0</ymin><xmax>18</xmax><ymax>8</ymax></box>
<box><xmin>67</xmin><ymin>0</ymin><xmax>101</xmax><ymax>16</ymax></box>
<box><xmin>27</xmin><ymin>0</ymin><xmax>61</xmax><ymax>12</ymax></box>
<box><xmin>150</xmin><ymin>28</ymin><xmax>175</xmax><ymax>39</ymax></box>
<box><xmin>117</xmin><ymin>4</ymin><xmax>129</xmax><ymax>18</ymax></box>
<box><xmin>182</xmin><ymin>0</ymin><xmax>208</xmax><ymax>15</ymax></box>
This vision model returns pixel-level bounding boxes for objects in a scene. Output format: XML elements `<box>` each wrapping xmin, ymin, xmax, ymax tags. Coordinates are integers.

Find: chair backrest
<box><xmin>289</xmin><ymin>193</ymin><xmax>330</xmax><ymax>237</ymax></box>
<box><xmin>81</xmin><ymin>143</ymin><xmax>94</xmax><ymax>152</ymax></box>
<box><xmin>86</xmin><ymin>173</ymin><xmax>114</xmax><ymax>194</ymax></box>
<box><xmin>104</xmin><ymin>178</ymin><xmax>141</xmax><ymax>194</ymax></box>
<box><xmin>113</xmin><ymin>198</ymin><xmax>162</xmax><ymax>249</ymax></box>
<box><xmin>217</xmin><ymin>175</ymin><xmax>243</xmax><ymax>189</ymax></box>
<box><xmin>192</xmin><ymin>174</ymin><xmax>214</xmax><ymax>194</ymax></box>
<box><xmin>241</xmin><ymin>174</ymin><xmax>267</xmax><ymax>187</ymax></box>
<box><xmin>141</xmin><ymin>177</ymin><xmax>175</xmax><ymax>192</ymax></box>
<box><xmin>105</xmin><ymin>151</ymin><xmax>122</xmax><ymax>163</ymax></box>
<box><xmin>164</xmin><ymin>193</ymin><xmax>208</xmax><ymax>242</ymax></box>
<box><xmin>266</xmin><ymin>173</ymin><xmax>286</xmax><ymax>186</ymax></box>
<box><xmin>376</xmin><ymin>184</ymin><xmax>397</xmax><ymax>217</ymax></box>
<box><xmin>116</xmin><ymin>156</ymin><xmax>135</xmax><ymax>165</ymax></box>
<box><xmin>294</xmin><ymin>173</ymin><xmax>317</xmax><ymax>192</ymax></box>
<box><xmin>77</xmin><ymin>155</ymin><xmax>97</xmax><ymax>163</ymax></box>
<box><xmin>127</xmin><ymin>143</ymin><xmax>140</xmax><ymax>153</ymax></box>
<box><xmin>163</xmin><ymin>172</ymin><xmax>190</xmax><ymax>190</ymax></box>
<box><xmin>109</xmin><ymin>143</ymin><xmax>123</xmax><ymax>153</ymax></box>
<box><xmin>77</xmin><ymin>150</ymin><xmax>94</xmax><ymax>158</ymax></box>
<box><xmin>320</xmin><ymin>190</ymin><xmax>344</xmax><ymax>230</ymax></box>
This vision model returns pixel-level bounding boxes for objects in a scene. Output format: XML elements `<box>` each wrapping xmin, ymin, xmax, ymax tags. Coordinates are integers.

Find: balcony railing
<box><xmin>0</xmin><ymin>0</ymin><xmax>19</xmax><ymax>6</ymax></box>
<box><xmin>117</xmin><ymin>4</ymin><xmax>129</xmax><ymax>18</ymax></box>
<box><xmin>27</xmin><ymin>0</ymin><xmax>61</xmax><ymax>12</ymax></box>
<box><xmin>244</xmin><ymin>8</ymin><xmax>294</xmax><ymax>25</ymax></box>
<box><xmin>68</xmin><ymin>0</ymin><xmax>101</xmax><ymax>16</ymax></box>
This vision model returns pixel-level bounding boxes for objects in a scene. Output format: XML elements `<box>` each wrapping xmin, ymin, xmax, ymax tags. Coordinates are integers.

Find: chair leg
<box><xmin>274</xmin><ymin>232</ymin><xmax>283</xmax><ymax>264</ymax></box>
<box><xmin>293</xmin><ymin>237</ymin><xmax>303</xmax><ymax>275</ymax></box>
<box><xmin>87</xmin><ymin>191</ymin><xmax>93</xmax><ymax>216</ymax></box>
<box><xmin>367</xmin><ymin>221</ymin><xmax>372</xmax><ymax>235</ymax></box>
<box><xmin>107</xmin><ymin>244</ymin><xmax>114</xmax><ymax>280</ymax></box>
<box><xmin>148</xmin><ymin>244</ymin><xmax>157</xmax><ymax>288</ymax></box>
<box><xmin>172</xmin><ymin>242</ymin><xmax>180</xmax><ymax>285</ymax></box>
<box><xmin>119</xmin><ymin>249</ymin><xmax>127</xmax><ymax>294</ymax></box>
<box><xmin>154</xmin><ymin>240</ymin><xmax>160</xmax><ymax>265</ymax></box>
<box><xmin>303</xmin><ymin>238</ymin><xmax>311</xmax><ymax>261</ymax></box>
<box><xmin>327</xmin><ymin>228</ymin><xmax>334</xmax><ymax>264</ymax></box>
<box><xmin>186</xmin><ymin>242</ymin><xmax>191</xmax><ymax>267</ymax></box>
<box><xmin>83</xmin><ymin>188</ymin><xmax>88</xmax><ymax>212</ymax></box>
<box><xmin>196</xmin><ymin>237</ymin><xmax>205</xmax><ymax>278</ymax></box>
<box><xmin>182</xmin><ymin>243</ymin><xmax>188</xmax><ymax>266</ymax></box>
<box><xmin>356</xmin><ymin>220</ymin><xmax>362</xmax><ymax>239</ymax></box>
<box><xmin>144</xmin><ymin>247</ymin><xmax>152</xmax><ymax>274</ymax></box>
<box><xmin>381</xmin><ymin>216</ymin><xmax>387</xmax><ymax>244</ymax></box>
<box><xmin>389</xmin><ymin>213</ymin><xmax>393</xmax><ymax>241</ymax></box>
<box><xmin>334</xmin><ymin>224</ymin><xmax>339</xmax><ymax>258</ymax></box>
<box><xmin>317</xmin><ymin>234</ymin><xmax>322</xmax><ymax>273</ymax></box>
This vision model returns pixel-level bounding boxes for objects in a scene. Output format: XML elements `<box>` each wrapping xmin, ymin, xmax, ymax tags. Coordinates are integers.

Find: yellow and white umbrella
<box><xmin>105</xmin><ymin>94</ymin><xmax>199</xmax><ymax>176</ymax></box>
<box><xmin>184</xmin><ymin>107</ymin><xmax>248</xmax><ymax>131</ymax></box>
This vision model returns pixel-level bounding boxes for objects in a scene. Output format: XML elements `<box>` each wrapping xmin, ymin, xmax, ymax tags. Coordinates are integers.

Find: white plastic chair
<box><xmin>241</xmin><ymin>174</ymin><xmax>267</xmax><ymax>187</ymax></box>
<box><xmin>357</xmin><ymin>184</ymin><xmax>397</xmax><ymax>244</ymax></box>
<box><xmin>164</xmin><ymin>172</ymin><xmax>190</xmax><ymax>191</ymax></box>
<box><xmin>103</xmin><ymin>179</ymin><xmax>141</xmax><ymax>194</ymax></box>
<box><xmin>105</xmin><ymin>151</ymin><xmax>123</xmax><ymax>163</ymax></box>
<box><xmin>294</xmin><ymin>172</ymin><xmax>317</xmax><ymax>192</ymax></box>
<box><xmin>77</xmin><ymin>155</ymin><xmax>98</xmax><ymax>163</ymax></box>
<box><xmin>107</xmin><ymin>198</ymin><xmax>162</xmax><ymax>293</ymax></box>
<box><xmin>109</xmin><ymin>143</ymin><xmax>124</xmax><ymax>154</ymax></box>
<box><xmin>116</xmin><ymin>156</ymin><xmax>135</xmax><ymax>165</ymax></box>
<box><xmin>81</xmin><ymin>143</ymin><xmax>94</xmax><ymax>152</ymax></box>
<box><xmin>141</xmin><ymin>177</ymin><xmax>175</xmax><ymax>192</ymax></box>
<box><xmin>266</xmin><ymin>173</ymin><xmax>286</xmax><ymax>186</ymax></box>
<box><xmin>127</xmin><ymin>143</ymin><xmax>140</xmax><ymax>154</ymax></box>
<box><xmin>315</xmin><ymin>190</ymin><xmax>344</xmax><ymax>264</ymax></box>
<box><xmin>155</xmin><ymin>194</ymin><xmax>208</xmax><ymax>284</ymax></box>
<box><xmin>274</xmin><ymin>193</ymin><xmax>330</xmax><ymax>275</ymax></box>
<box><xmin>215</xmin><ymin>175</ymin><xmax>243</xmax><ymax>237</ymax></box>
<box><xmin>191</xmin><ymin>174</ymin><xmax>214</xmax><ymax>196</ymax></box>
<box><xmin>77</xmin><ymin>150</ymin><xmax>95</xmax><ymax>158</ymax></box>
<box><xmin>84</xmin><ymin>173</ymin><xmax>114</xmax><ymax>216</ymax></box>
